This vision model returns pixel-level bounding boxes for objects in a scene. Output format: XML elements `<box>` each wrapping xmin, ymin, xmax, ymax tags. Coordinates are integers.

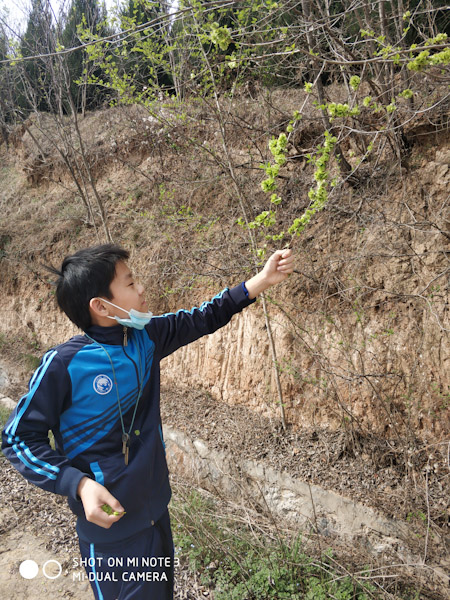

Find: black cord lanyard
<box><xmin>85</xmin><ymin>332</ymin><xmax>143</xmax><ymax>465</ymax></box>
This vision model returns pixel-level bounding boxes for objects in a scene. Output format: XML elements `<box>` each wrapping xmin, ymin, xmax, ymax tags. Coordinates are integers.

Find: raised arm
<box><xmin>147</xmin><ymin>249</ymin><xmax>294</xmax><ymax>359</ymax></box>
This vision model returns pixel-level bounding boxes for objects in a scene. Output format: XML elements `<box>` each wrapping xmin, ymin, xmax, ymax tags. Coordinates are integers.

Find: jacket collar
<box><xmin>84</xmin><ymin>324</ymin><xmax>132</xmax><ymax>346</ymax></box>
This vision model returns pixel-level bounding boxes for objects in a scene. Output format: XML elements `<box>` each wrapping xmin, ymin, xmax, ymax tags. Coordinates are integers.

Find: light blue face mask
<box><xmin>100</xmin><ymin>299</ymin><xmax>153</xmax><ymax>330</ymax></box>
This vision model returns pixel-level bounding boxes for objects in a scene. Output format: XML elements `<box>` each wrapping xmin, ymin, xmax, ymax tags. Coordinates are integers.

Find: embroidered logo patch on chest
<box><xmin>93</xmin><ymin>374</ymin><xmax>113</xmax><ymax>395</ymax></box>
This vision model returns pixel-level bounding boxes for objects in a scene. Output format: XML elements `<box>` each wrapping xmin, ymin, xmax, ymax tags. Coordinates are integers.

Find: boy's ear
<box><xmin>89</xmin><ymin>297</ymin><xmax>109</xmax><ymax>318</ymax></box>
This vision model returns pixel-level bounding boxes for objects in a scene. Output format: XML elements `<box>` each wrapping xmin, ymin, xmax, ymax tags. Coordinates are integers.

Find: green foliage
<box><xmin>248</xmin><ymin>210</ymin><xmax>276</xmax><ymax>230</ymax></box>
<box><xmin>76</xmin><ymin>0</ymin><xmax>174</xmax><ymax>106</ymax></box>
<box><xmin>244</xmin><ymin>108</ymin><xmax>340</xmax><ymax>248</ymax></box>
<box><xmin>172</xmin><ymin>488</ymin><xmax>380</xmax><ymax>600</ymax></box>
<box><xmin>3</xmin><ymin>0</ymin><xmax>448</xmax><ymax>287</ymax></box>
<box><xmin>209</xmin><ymin>22</ymin><xmax>232</xmax><ymax>51</ymax></box>
<box><xmin>386</xmin><ymin>100</ymin><xmax>396</xmax><ymax>114</ymax></box>
<box><xmin>289</xmin><ymin>131</ymin><xmax>337</xmax><ymax>237</ymax></box>
<box><xmin>118</xmin><ymin>0</ymin><xmax>173</xmax><ymax>91</ymax></box>
<box><xmin>326</xmin><ymin>102</ymin><xmax>360</xmax><ymax>119</ymax></box>
<box><xmin>407</xmin><ymin>46</ymin><xmax>450</xmax><ymax>71</ymax></box>
<box><xmin>398</xmin><ymin>88</ymin><xmax>414</xmax><ymax>99</ymax></box>
<box><xmin>0</xmin><ymin>27</ymin><xmax>16</xmax><ymax>132</ymax></box>
<box><xmin>407</xmin><ymin>510</ymin><xmax>427</xmax><ymax>524</ymax></box>
<box><xmin>425</xmin><ymin>33</ymin><xmax>448</xmax><ymax>46</ymax></box>
<box><xmin>349</xmin><ymin>75</ymin><xmax>360</xmax><ymax>91</ymax></box>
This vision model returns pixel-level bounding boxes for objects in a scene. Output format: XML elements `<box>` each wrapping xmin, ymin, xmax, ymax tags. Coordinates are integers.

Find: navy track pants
<box><xmin>78</xmin><ymin>510</ymin><xmax>174</xmax><ymax>600</ymax></box>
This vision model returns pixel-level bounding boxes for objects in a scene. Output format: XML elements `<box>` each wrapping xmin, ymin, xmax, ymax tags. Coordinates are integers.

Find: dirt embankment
<box><xmin>0</xmin><ymin>93</ymin><xmax>448</xmax><ymax>440</ymax></box>
<box><xmin>0</xmin><ymin>90</ymin><xmax>448</xmax><ymax>598</ymax></box>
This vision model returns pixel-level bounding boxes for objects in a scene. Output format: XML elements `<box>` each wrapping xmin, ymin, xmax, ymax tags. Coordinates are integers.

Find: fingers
<box><xmin>92</xmin><ymin>506</ymin><xmax>125</xmax><ymax>529</ymax></box>
<box><xmin>79</xmin><ymin>478</ymin><xmax>126</xmax><ymax>529</ymax></box>
<box><xmin>93</xmin><ymin>489</ymin><xmax>125</xmax><ymax>528</ymax></box>
<box><xmin>103</xmin><ymin>489</ymin><xmax>125</xmax><ymax>514</ymax></box>
<box><xmin>89</xmin><ymin>499</ymin><xmax>125</xmax><ymax>529</ymax></box>
<box><xmin>275</xmin><ymin>248</ymin><xmax>294</xmax><ymax>273</ymax></box>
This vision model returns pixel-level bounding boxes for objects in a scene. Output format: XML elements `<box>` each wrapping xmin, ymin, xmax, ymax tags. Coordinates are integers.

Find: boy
<box><xmin>2</xmin><ymin>243</ymin><xmax>294</xmax><ymax>599</ymax></box>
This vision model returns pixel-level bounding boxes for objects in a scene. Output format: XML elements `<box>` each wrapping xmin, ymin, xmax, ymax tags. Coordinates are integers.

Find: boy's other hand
<box><xmin>245</xmin><ymin>249</ymin><xmax>294</xmax><ymax>299</ymax></box>
<box><xmin>77</xmin><ymin>477</ymin><xmax>125</xmax><ymax>529</ymax></box>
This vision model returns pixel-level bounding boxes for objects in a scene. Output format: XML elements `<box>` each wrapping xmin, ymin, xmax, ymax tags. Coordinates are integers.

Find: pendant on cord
<box><xmin>122</xmin><ymin>433</ymin><xmax>130</xmax><ymax>466</ymax></box>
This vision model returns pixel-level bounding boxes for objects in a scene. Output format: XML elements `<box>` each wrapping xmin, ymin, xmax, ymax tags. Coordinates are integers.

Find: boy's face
<box><xmin>106</xmin><ymin>261</ymin><xmax>148</xmax><ymax>318</ymax></box>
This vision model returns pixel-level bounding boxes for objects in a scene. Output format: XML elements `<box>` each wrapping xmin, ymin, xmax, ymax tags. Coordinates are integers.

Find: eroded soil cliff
<box><xmin>0</xmin><ymin>90</ymin><xmax>448</xmax><ymax>597</ymax></box>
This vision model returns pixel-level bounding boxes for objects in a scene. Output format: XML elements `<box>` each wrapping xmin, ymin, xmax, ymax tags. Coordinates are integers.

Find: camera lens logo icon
<box><xmin>19</xmin><ymin>559</ymin><xmax>62</xmax><ymax>579</ymax></box>
<box><xmin>19</xmin><ymin>560</ymin><xmax>39</xmax><ymax>579</ymax></box>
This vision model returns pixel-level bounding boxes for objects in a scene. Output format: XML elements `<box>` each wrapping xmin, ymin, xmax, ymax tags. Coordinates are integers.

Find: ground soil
<box><xmin>1</xmin><ymin>365</ymin><xmax>449</xmax><ymax>599</ymax></box>
<box><xmin>160</xmin><ymin>385</ymin><xmax>449</xmax><ymax>530</ymax></box>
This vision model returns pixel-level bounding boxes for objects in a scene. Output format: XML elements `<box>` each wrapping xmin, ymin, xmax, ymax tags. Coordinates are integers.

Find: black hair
<box><xmin>46</xmin><ymin>244</ymin><xmax>130</xmax><ymax>331</ymax></box>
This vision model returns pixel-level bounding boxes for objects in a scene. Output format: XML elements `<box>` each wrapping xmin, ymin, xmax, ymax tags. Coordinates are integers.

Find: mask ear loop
<box><xmin>99</xmin><ymin>298</ymin><xmax>130</xmax><ymax>319</ymax></box>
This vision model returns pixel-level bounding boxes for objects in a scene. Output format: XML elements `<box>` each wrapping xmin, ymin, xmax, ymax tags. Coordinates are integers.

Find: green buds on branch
<box><xmin>326</xmin><ymin>102</ymin><xmax>360</xmax><ymax>120</ymax></box>
<box><xmin>398</xmin><ymin>88</ymin><xmax>414</xmax><ymax>99</ymax></box>
<box><xmin>288</xmin><ymin>131</ymin><xmax>337</xmax><ymax>237</ymax></box>
<box><xmin>209</xmin><ymin>23</ymin><xmax>232</xmax><ymax>52</ymax></box>
<box><xmin>407</xmin><ymin>46</ymin><xmax>450</xmax><ymax>71</ymax></box>
<box><xmin>349</xmin><ymin>76</ymin><xmax>360</xmax><ymax>91</ymax></box>
<box><xmin>259</xmin><ymin>133</ymin><xmax>287</xmax><ymax>193</ymax></box>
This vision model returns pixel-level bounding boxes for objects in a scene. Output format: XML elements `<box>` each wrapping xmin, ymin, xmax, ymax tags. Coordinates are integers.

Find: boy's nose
<box><xmin>137</xmin><ymin>283</ymin><xmax>145</xmax><ymax>295</ymax></box>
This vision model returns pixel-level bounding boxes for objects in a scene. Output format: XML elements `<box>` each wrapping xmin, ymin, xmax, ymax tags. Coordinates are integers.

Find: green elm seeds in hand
<box><xmin>101</xmin><ymin>503</ymin><xmax>126</xmax><ymax>516</ymax></box>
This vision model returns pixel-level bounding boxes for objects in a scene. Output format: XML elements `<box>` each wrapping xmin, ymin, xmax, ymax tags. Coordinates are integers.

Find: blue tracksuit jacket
<box><xmin>2</xmin><ymin>284</ymin><xmax>255</xmax><ymax>543</ymax></box>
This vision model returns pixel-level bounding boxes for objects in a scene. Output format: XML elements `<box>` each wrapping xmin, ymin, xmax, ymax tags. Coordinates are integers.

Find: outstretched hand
<box><xmin>245</xmin><ymin>248</ymin><xmax>295</xmax><ymax>299</ymax></box>
<box><xmin>260</xmin><ymin>249</ymin><xmax>294</xmax><ymax>287</ymax></box>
